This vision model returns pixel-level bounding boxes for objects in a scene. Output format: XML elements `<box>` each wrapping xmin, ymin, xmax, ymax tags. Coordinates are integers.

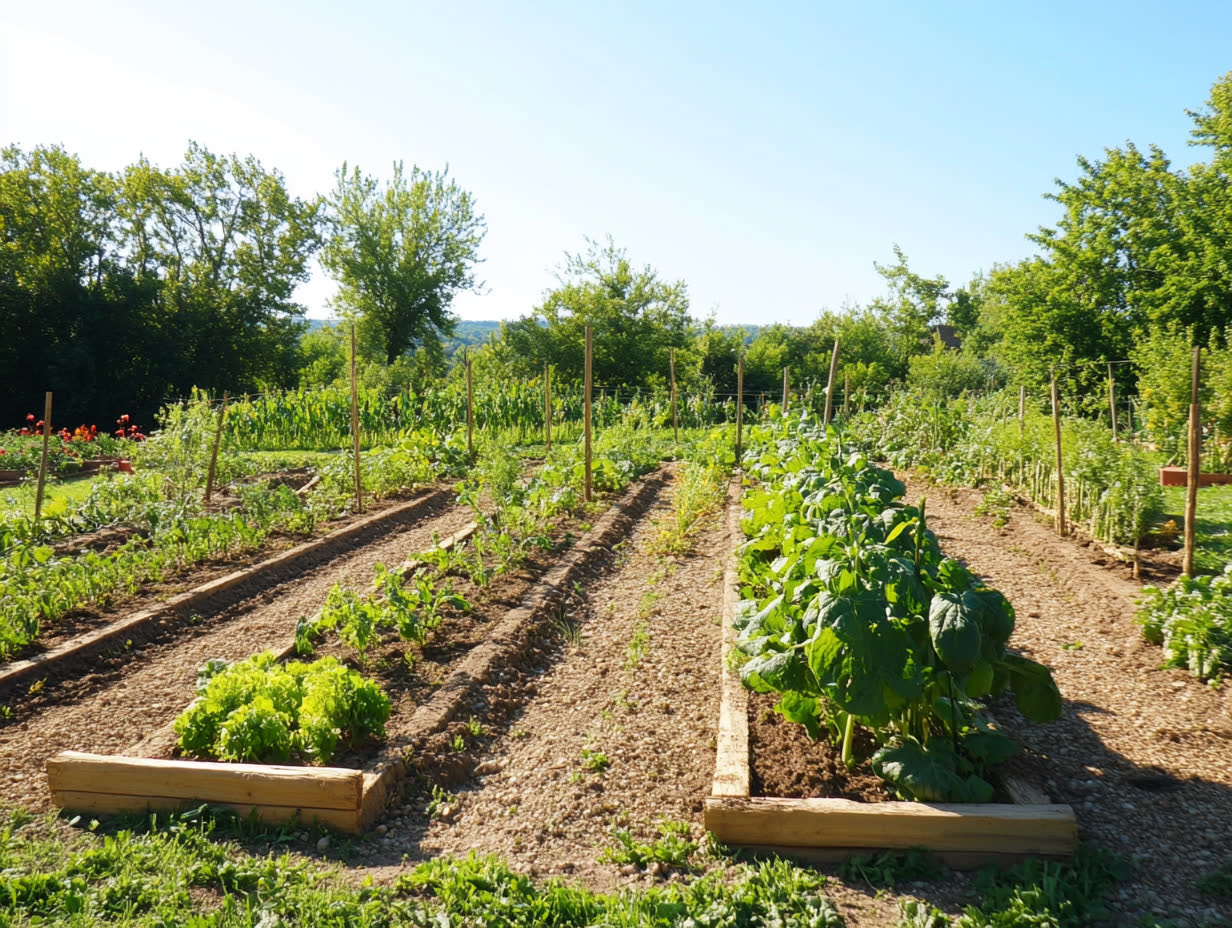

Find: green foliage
<box><xmin>839</xmin><ymin>847</ymin><xmax>942</xmax><ymax>888</ymax></box>
<box><xmin>323</xmin><ymin>161</ymin><xmax>486</xmax><ymax>364</ymax></box>
<box><xmin>906</xmin><ymin>341</ymin><xmax>993</xmax><ymax>399</ymax></box>
<box><xmin>599</xmin><ymin>821</ymin><xmax>699</xmax><ymax>869</ymax></box>
<box><xmin>734</xmin><ymin>410</ymin><xmax>1061</xmax><ymax>801</ymax></box>
<box><xmin>503</xmin><ymin>236</ymin><xmax>691</xmax><ymax>390</ymax></box>
<box><xmin>1138</xmin><ymin>567</ymin><xmax>1232</xmax><ymax>682</ymax></box>
<box><xmin>173</xmin><ymin>651</ymin><xmax>390</xmax><ymax>764</ymax></box>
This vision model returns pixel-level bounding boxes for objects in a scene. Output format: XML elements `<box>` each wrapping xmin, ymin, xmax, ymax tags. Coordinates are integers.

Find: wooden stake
<box><xmin>823</xmin><ymin>339</ymin><xmax>840</xmax><ymax>427</ymax></box>
<box><xmin>544</xmin><ymin>363</ymin><xmax>552</xmax><ymax>450</ymax></box>
<box><xmin>33</xmin><ymin>392</ymin><xmax>52</xmax><ymax>521</ymax></box>
<box><xmin>465</xmin><ymin>353</ymin><xmax>474</xmax><ymax>458</ymax></box>
<box><xmin>736</xmin><ymin>356</ymin><xmax>744</xmax><ymax>464</ymax></box>
<box><xmin>1051</xmin><ymin>374</ymin><xmax>1065</xmax><ymax>537</ymax></box>
<box><xmin>584</xmin><ymin>326</ymin><xmax>593</xmax><ymax>503</ymax></box>
<box><xmin>1184</xmin><ymin>346</ymin><xmax>1201</xmax><ymax>576</ymax></box>
<box><xmin>204</xmin><ymin>392</ymin><xmax>229</xmax><ymax>504</ymax></box>
<box><xmin>782</xmin><ymin>366</ymin><xmax>790</xmax><ymax>412</ymax></box>
<box><xmin>669</xmin><ymin>348</ymin><xmax>679</xmax><ymax>443</ymax></box>
<box><xmin>1108</xmin><ymin>362</ymin><xmax>1118</xmax><ymax>443</ymax></box>
<box><xmin>350</xmin><ymin>325</ymin><xmax>363</xmax><ymax>513</ymax></box>
<box><xmin>1018</xmin><ymin>384</ymin><xmax>1026</xmax><ymax>435</ymax></box>
<box><xmin>843</xmin><ymin>371</ymin><xmax>850</xmax><ymax>417</ymax></box>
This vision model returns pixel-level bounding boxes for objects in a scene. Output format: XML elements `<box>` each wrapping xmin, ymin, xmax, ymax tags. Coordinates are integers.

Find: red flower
<box><xmin>26</xmin><ymin>414</ymin><xmax>35</xmax><ymax>422</ymax></box>
<box><xmin>35</xmin><ymin>420</ymin><xmax>44</xmax><ymax>429</ymax></box>
<box><xmin>115</xmin><ymin>428</ymin><xmax>125</xmax><ymax>437</ymax></box>
<box><xmin>0</xmin><ymin>449</ymin><xmax>6</xmax><ymax>455</ymax></box>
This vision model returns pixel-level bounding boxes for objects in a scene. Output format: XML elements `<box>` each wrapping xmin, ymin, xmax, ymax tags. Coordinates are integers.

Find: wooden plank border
<box><xmin>48</xmin><ymin>469</ymin><xmax>671</xmax><ymax>834</ymax></box>
<box><xmin>1</xmin><ymin>486</ymin><xmax>453</xmax><ymax>697</ymax></box>
<box><xmin>704</xmin><ymin>480</ymin><xmax>1078</xmax><ymax>867</ymax></box>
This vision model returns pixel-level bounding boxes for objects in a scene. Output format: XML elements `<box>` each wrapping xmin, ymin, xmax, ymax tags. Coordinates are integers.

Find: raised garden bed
<box><xmin>703</xmin><ymin>483</ymin><xmax>1078</xmax><ymax>868</ymax></box>
<box><xmin>1159</xmin><ymin>465</ymin><xmax>1232</xmax><ymax>487</ymax></box>
<box><xmin>47</xmin><ymin>471</ymin><xmax>669</xmax><ymax>831</ymax></box>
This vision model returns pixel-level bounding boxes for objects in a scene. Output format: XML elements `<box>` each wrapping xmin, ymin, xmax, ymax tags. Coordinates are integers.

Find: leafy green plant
<box><xmin>599</xmin><ymin>820</ymin><xmax>699</xmax><ymax>868</ymax></box>
<box><xmin>581</xmin><ymin>748</ymin><xmax>610</xmax><ymax>773</ymax></box>
<box><xmin>1138</xmin><ymin>568</ymin><xmax>1232</xmax><ymax>682</ymax></box>
<box><xmin>735</xmin><ymin>410</ymin><xmax>1062</xmax><ymax>801</ymax></box>
<box><xmin>173</xmin><ymin>652</ymin><xmax>390</xmax><ymax>764</ymax></box>
<box><xmin>839</xmin><ymin>847</ymin><xmax>941</xmax><ymax>888</ymax></box>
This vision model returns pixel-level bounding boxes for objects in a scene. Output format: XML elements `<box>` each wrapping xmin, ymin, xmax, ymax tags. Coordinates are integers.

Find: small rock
<box><xmin>376</xmin><ymin>824</ymin><xmax>388</xmax><ymax>837</ymax></box>
<box><xmin>316</xmin><ymin>836</ymin><xmax>330</xmax><ymax>852</ymax></box>
<box><xmin>476</xmin><ymin>760</ymin><xmax>504</xmax><ymax>776</ymax></box>
<box><xmin>648</xmin><ymin>861</ymin><xmax>665</xmax><ymax>879</ymax></box>
<box><xmin>620</xmin><ymin>864</ymin><xmax>638</xmax><ymax>876</ymax></box>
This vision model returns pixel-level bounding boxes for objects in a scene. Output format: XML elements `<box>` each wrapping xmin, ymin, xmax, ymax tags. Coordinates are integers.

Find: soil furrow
<box><xmin>0</xmin><ymin>500</ymin><xmax>476</xmax><ymax>810</ymax></box>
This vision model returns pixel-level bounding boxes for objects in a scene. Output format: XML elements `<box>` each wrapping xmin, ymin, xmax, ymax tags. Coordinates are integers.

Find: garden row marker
<box><xmin>1184</xmin><ymin>345</ymin><xmax>1201</xmax><ymax>576</ymax></box>
<box><xmin>823</xmin><ymin>338</ymin><xmax>840</xmax><ymax>427</ymax></box>
<box><xmin>670</xmin><ymin>348</ymin><xmax>679</xmax><ymax>443</ymax></box>
<box><xmin>1108</xmin><ymin>362</ymin><xmax>1118</xmax><ymax>443</ymax></box>
<box><xmin>33</xmin><ymin>391</ymin><xmax>52</xmax><ymax>521</ymax></box>
<box><xmin>781</xmin><ymin>365</ymin><xmax>790</xmax><ymax>412</ymax></box>
<box><xmin>204</xmin><ymin>393</ymin><xmax>229</xmax><ymax>505</ymax></box>
<box><xmin>843</xmin><ymin>371</ymin><xmax>850</xmax><ymax>417</ymax></box>
<box><xmin>350</xmin><ymin>325</ymin><xmax>363</xmax><ymax>514</ymax></box>
<box><xmin>1050</xmin><ymin>373</ymin><xmax>1066</xmax><ymax>536</ymax></box>
<box><xmin>1018</xmin><ymin>384</ymin><xmax>1026</xmax><ymax>435</ymax></box>
<box><xmin>735</xmin><ymin>355</ymin><xmax>744</xmax><ymax>463</ymax></box>
<box><xmin>465</xmin><ymin>353</ymin><xmax>474</xmax><ymax>458</ymax></box>
<box><xmin>544</xmin><ymin>363</ymin><xmax>552</xmax><ymax>450</ymax></box>
<box><xmin>584</xmin><ymin>326</ymin><xmax>593</xmax><ymax>502</ymax></box>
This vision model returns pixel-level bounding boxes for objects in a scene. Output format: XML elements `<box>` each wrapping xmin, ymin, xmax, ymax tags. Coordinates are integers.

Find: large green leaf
<box><xmin>871</xmin><ymin>738</ymin><xmax>994</xmax><ymax>802</ymax></box>
<box><xmin>1001</xmin><ymin>653</ymin><xmax>1063</xmax><ymax>722</ymax></box>
<box><xmin>776</xmin><ymin>691</ymin><xmax>824</xmax><ymax>741</ymax></box>
<box><xmin>741</xmin><ymin>649</ymin><xmax>813</xmax><ymax>694</ymax></box>
<box><xmin>928</xmin><ymin>592</ymin><xmax>982</xmax><ymax>675</ymax></box>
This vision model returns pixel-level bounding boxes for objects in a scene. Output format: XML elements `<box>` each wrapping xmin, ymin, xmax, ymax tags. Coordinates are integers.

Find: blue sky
<box><xmin>2</xmin><ymin>0</ymin><xmax>1230</xmax><ymax>326</ymax></box>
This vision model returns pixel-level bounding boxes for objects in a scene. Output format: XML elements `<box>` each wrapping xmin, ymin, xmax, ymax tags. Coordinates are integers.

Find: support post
<box><xmin>584</xmin><ymin>326</ymin><xmax>593</xmax><ymax>503</ymax></box>
<box><xmin>669</xmin><ymin>348</ymin><xmax>679</xmax><ymax>443</ymax></box>
<box><xmin>735</xmin><ymin>356</ymin><xmax>744</xmax><ymax>465</ymax></box>
<box><xmin>350</xmin><ymin>325</ymin><xmax>363</xmax><ymax>513</ymax></box>
<box><xmin>1108</xmin><ymin>362</ymin><xmax>1118</xmax><ymax>443</ymax></box>
<box><xmin>843</xmin><ymin>370</ymin><xmax>850</xmax><ymax>417</ymax></box>
<box><xmin>1184</xmin><ymin>346</ymin><xmax>1201</xmax><ymax>576</ymax></box>
<box><xmin>204</xmin><ymin>393</ymin><xmax>229</xmax><ymax>504</ymax></box>
<box><xmin>823</xmin><ymin>339</ymin><xmax>840</xmax><ymax>427</ymax></box>
<box><xmin>1051</xmin><ymin>373</ymin><xmax>1065</xmax><ymax>537</ymax></box>
<box><xmin>465</xmin><ymin>353</ymin><xmax>474</xmax><ymax>459</ymax></box>
<box><xmin>33</xmin><ymin>392</ymin><xmax>52</xmax><ymax>521</ymax></box>
<box><xmin>782</xmin><ymin>366</ymin><xmax>790</xmax><ymax>412</ymax></box>
<box><xmin>544</xmin><ymin>363</ymin><xmax>552</xmax><ymax>451</ymax></box>
<box><xmin>1018</xmin><ymin>384</ymin><xmax>1026</xmax><ymax>435</ymax></box>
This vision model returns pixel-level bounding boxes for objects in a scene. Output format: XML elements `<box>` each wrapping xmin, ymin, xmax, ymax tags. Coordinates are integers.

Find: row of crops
<box><xmin>734</xmin><ymin>410</ymin><xmax>1063</xmax><ymax>802</ymax></box>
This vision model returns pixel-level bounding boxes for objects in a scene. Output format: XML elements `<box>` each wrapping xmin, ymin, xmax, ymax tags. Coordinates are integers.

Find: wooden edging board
<box><xmin>48</xmin><ymin>468</ymin><xmax>670</xmax><ymax>833</ymax></box>
<box><xmin>704</xmin><ymin>475</ymin><xmax>1078</xmax><ymax>868</ymax></box>
<box><xmin>1</xmin><ymin>485</ymin><xmax>453</xmax><ymax>697</ymax></box>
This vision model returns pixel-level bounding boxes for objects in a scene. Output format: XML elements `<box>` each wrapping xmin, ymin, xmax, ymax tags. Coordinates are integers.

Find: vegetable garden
<box><xmin>2</xmin><ymin>374</ymin><xmax>1231</xmax><ymax>927</ymax></box>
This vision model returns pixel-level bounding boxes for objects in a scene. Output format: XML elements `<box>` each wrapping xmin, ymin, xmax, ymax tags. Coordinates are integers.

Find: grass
<box><xmin>1161</xmin><ymin>483</ymin><xmax>1232</xmax><ymax>573</ymax></box>
<box><xmin>0</xmin><ymin>472</ymin><xmax>109</xmax><ymax>518</ymax></box>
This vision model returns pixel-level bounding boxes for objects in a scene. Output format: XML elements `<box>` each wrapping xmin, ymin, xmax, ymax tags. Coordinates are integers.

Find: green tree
<box><xmin>323</xmin><ymin>162</ymin><xmax>486</xmax><ymax>364</ymax></box>
<box><xmin>503</xmin><ymin>237</ymin><xmax>691</xmax><ymax>390</ymax></box>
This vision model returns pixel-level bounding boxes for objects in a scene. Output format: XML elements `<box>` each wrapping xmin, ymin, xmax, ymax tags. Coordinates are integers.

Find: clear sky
<box><xmin>3</xmin><ymin>0</ymin><xmax>1230</xmax><ymax>326</ymax></box>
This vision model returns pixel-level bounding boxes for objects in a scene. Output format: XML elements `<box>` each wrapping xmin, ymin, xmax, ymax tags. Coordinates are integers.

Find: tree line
<box><xmin>5</xmin><ymin>71</ymin><xmax>1232</xmax><ymax>427</ymax></box>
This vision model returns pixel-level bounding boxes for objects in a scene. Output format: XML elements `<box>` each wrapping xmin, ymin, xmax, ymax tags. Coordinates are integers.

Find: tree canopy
<box><xmin>322</xmin><ymin>163</ymin><xmax>486</xmax><ymax>365</ymax></box>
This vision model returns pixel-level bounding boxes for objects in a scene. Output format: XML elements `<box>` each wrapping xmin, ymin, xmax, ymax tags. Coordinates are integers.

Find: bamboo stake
<box><xmin>1184</xmin><ymin>346</ymin><xmax>1201</xmax><ymax>576</ymax></box>
<box><xmin>1051</xmin><ymin>373</ymin><xmax>1065</xmax><ymax>537</ymax></box>
<box><xmin>465</xmin><ymin>353</ymin><xmax>474</xmax><ymax>458</ymax></box>
<box><xmin>204</xmin><ymin>392</ymin><xmax>229</xmax><ymax>504</ymax></box>
<box><xmin>544</xmin><ymin>363</ymin><xmax>552</xmax><ymax>451</ymax></box>
<box><xmin>350</xmin><ymin>325</ymin><xmax>363</xmax><ymax>513</ymax></box>
<box><xmin>33</xmin><ymin>392</ymin><xmax>52</xmax><ymax>521</ymax></box>
<box><xmin>1108</xmin><ymin>362</ymin><xmax>1118</xmax><ymax>443</ymax></box>
<box><xmin>670</xmin><ymin>348</ymin><xmax>679</xmax><ymax>442</ymax></box>
<box><xmin>584</xmin><ymin>326</ymin><xmax>593</xmax><ymax>503</ymax></box>
<box><xmin>1018</xmin><ymin>384</ymin><xmax>1026</xmax><ymax>435</ymax></box>
<box><xmin>736</xmin><ymin>356</ymin><xmax>744</xmax><ymax>465</ymax></box>
<box><xmin>823</xmin><ymin>339</ymin><xmax>840</xmax><ymax>427</ymax></box>
<box><xmin>782</xmin><ymin>366</ymin><xmax>790</xmax><ymax>412</ymax></box>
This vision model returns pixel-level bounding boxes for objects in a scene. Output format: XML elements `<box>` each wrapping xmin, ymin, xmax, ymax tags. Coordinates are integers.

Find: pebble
<box><xmin>476</xmin><ymin>760</ymin><xmax>504</xmax><ymax>775</ymax></box>
<box><xmin>376</xmin><ymin>824</ymin><xmax>388</xmax><ymax>837</ymax></box>
<box><xmin>316</xmin><ymin>836</ymin><xmax>330</xmax><ymax>852</ymax></box>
